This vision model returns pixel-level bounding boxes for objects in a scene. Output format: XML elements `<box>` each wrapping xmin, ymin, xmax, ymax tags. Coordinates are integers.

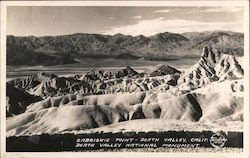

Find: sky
<box><xmin>7</xmin><ymin>6</ymin><xmax>244</xmax><ymax>36</ymax></box>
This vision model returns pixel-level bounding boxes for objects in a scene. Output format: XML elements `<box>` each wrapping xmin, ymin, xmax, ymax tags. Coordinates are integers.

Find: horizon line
<box><xmin>6</xmin><ymin>30</ymin><xmax>244</xmax><ymax>38</ymax></box>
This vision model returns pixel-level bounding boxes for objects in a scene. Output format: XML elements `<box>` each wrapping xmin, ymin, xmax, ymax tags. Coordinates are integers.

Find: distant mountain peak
<box><xmin>149</xmin><ymin>64</ymin><xmax>180</xmax><ymax>77</ymax></box>
<box><xmin>114</xmin><ymin>33</ymin><xmax>125</xmax><ymax>36</ymax></box>
<box><xmin>123</xmin><ymin>66</ymin><xmax>138</xmax><ymax>75</ymax></box>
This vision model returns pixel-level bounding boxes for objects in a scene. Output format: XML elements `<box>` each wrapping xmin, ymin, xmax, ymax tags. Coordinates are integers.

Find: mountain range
<box><xmin>7</xmin><ymin>31</ymin><xmax>243</xmax><ymax>66</ymax></box>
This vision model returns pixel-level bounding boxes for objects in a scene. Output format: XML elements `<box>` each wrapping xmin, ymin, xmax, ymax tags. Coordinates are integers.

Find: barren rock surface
<box><xmin>6</xmin><ymin>43</ymin><xmax>244</xmax><ymax>136</ymax></box>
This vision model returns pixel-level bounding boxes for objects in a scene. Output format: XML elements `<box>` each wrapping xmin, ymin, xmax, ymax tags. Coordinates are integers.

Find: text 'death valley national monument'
<box><xmin>4</xmin><ymin>4</ymin><xmax>247</xmax><ymax>154</ymax></box>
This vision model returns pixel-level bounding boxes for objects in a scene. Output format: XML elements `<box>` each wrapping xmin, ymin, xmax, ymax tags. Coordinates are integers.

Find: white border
<box><xmin>1</xmin><ymin>1</ymin><xmax>249</xmax><ymax>158</ymax></box>
<box><xmin>243</xmin><ymin>1</ymin><xmax>250</xmax><ymax>157</ymax></box>
<box><xmin>1</xmin><ymin>1</ymin><xmax>7</xmax><ymax>158</ymax></box>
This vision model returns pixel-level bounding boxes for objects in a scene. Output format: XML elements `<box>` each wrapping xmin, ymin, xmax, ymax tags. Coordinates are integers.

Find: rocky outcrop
<box><xmin>30</xmin><ymin>77</ymin><xmax>93</xmax><ymax>97</ymax></box>
<box><xmin>8</xmin><ymin>66</ymin><xmax>180</xmax><ymax>98</ymax></box>
<box><xmin>148</xmin><ymin>64</ymin><xmax>180</xmax><ymax>77</ymax></box>
<box><xmin>6</xmin><ymin>84</ymin><xmax>42</xmax><ymax>117</ymax></box>
<box><xmin>176</xmin><ymin>45</ymin><xmax>244</xmax><ymax>93</ymax></box>
<box><xmin>83</xmin><ymin>66</ymin><xmax>138</xmax><ymax>81</ymax></box>
<box><xmin>8</xmin><ymin>72</ymin><xmax>57</xmax><ymax>90</ymax></box>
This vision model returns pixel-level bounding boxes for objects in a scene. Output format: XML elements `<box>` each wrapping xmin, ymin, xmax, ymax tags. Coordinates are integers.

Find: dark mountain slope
<box><xmin>7</xmin><ymin>31</ymin><xmax>243</xmax><ymax>66</ymax></box>
<box><xmin>6</xmin><ymin>83</ymin><xmax>42</xmax><ymax>117</ymax></box>
<box><xmin>182</xmin><ymin>31</ymin><xmax>244</xmax><ymax>56</ymax></box>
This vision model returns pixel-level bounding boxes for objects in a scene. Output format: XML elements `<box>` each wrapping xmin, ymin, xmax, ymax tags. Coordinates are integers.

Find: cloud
<box><xmin>104</xmin><ymin>18</ymin><xmax>243</xmax><ymax>36</ymax></box>
<box><xmin>131</xmin><ymin>15</ymin><xmax>143</xmax><ymax>19</ymax></box>
<box><xmin>184</xmin><ymin>7</ymin><xmax>243</xmax><ymax>15</ymax></box>
<box><xmin>153</xmin><ymin>9</ymin><xmax>172</xmax><ymax>13</ymax></box>
<box><xmin>107</xmin><ymin>16</ymin><xmax>115</xmax><ymax>19</ymax></box>
<box><xmin>202</xmin><ymin>7</ymin><xmax>243</xmax><ymax>13</ymax></box>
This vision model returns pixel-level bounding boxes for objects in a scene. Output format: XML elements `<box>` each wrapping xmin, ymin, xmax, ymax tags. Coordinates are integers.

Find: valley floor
<box><xmin>7</xmin><ymin>57</ymin><xmax>199</xmax><ymax>79</ymax></box>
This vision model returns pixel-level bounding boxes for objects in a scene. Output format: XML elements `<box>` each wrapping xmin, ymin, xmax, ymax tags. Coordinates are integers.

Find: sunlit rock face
<box><xmin>176</xmin><ymin>46</ymin><xmax>243</xmax><ymax>93</ymax></box>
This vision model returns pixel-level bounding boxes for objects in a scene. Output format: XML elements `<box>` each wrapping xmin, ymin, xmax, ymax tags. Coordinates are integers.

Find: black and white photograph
<box><xmin>1</xmin><ymin>1</ymin><xmax>249</xmax><ymax>158</ymax></box>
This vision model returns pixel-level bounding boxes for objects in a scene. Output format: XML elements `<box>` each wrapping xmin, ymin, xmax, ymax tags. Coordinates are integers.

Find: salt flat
<box><xmin>7</xmin><ymin>57</ymin><xmax>199</xmax><ymax>79</ymax></box>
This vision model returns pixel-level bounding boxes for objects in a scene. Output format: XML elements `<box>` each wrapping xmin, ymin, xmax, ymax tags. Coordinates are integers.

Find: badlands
<box><xmin>6</xmin><ymin>45</ymin><xmax>244</xmax><ymax>137</ymax></box>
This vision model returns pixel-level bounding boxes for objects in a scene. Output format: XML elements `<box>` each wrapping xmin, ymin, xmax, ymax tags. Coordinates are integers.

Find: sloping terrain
<box><xmin>6</xmin><ymin>43</ymin><xmax>244</xmax><ymax>136</ymax></box>
<box><xmin>182</xmin><ymin>31</ymin><xmax>244</xmax><ymax>56</ymax></box>
<box><xmin>6</xmin><ymin>91</ymin><xmax>243</xmax><ymax>137</ymax></box>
